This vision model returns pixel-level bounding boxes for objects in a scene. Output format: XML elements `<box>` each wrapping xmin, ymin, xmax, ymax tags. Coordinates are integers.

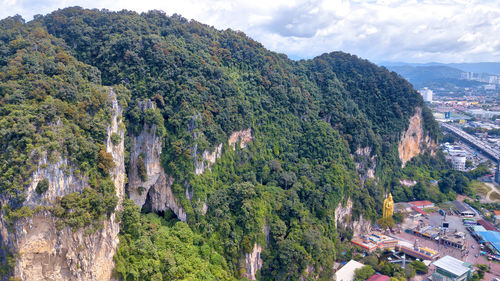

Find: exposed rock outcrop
<box><xmin>229</xmin><ymin>128</ymin><xmax>253</xmax><ymax>149</ymax></box>
<box><xmin>107</xmin><ymin>93</ymin><xmax>126</xmax><ymax>207</ymax></box>
<box><xmin>194</xmin><ymin>143</ymin><xmax>222</xmax><ymax>175</ymax></box>
<box><xmin>354</xmin><ymin>146</ymin><xmax>376</xmax><ymax>182</ymax></box>
<box><xmin>0</xmin><ymin>88</ymin><xmax>125</xmax><ymax>281</ymax></box>
<box><xmin>3</xmin><ymin>212</ymin><xmax>120</xmax><ymax>281</ymax></box>
<box><xmin>243</xmin><ymin>243</ymin><xmax>263</xmax><ymax>281</ymax></box>
<box><xmin>398</xmin><ymin>107</ymin><xmax>436</xmax><ymax>167</ymax></box>
<box><xmin>400</xmin><ymin>179</ymin><xmax>417</xmax><ymax>187</ymax></box>
<box><xmin>24</xmin><ymin>155</ymin><xmax>87</xmax><ymax>207</ymax></box>
<box><xmin>334</xmin><ymin>198</ymin><xmax>372</xmax><ymax>237</ymax></box>
<box><xmin>127</xmin><ymin>100</ymin><xmax>186</xmax><ymax>221</ymax></box>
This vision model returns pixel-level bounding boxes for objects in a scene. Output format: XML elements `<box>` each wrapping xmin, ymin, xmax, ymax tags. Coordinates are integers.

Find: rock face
<box><xmin>354</xmin><ymin>146</ymin><xmax>376</xmax><ymax>182</ymax></box>
<box><xmin>0</xmin><ymin>88</ymin><xmax>125</xmax><ymax>281</ymax></box>
<box><xmin>243</xmin><ymin>243</ymin><xmax>263</xmax><ymax>281</ymax></box>
<box><xmin>398</xmin><ymin>107</ymin><xmax>436</xmax><ymax>167</ymax></box>
<box><xmin>2</xmin><ymin>212</ymin><xmax>120</xmax><ymax>281</ymax></box>
<box><xmin>194</xmin><ymin>128</ymin><xmax>252</xmax><ymax>175</ymax></box>
<box><xmin>194</xmin><ymin>143</ymin><xmax>222</xmax><ymax>175</ymax></box>
<box><xmin>229</xmin><ymin>128</ymin><xmax>253</xmax><ymax>149</ymax></box>
<box><xmin>23</xmin><ymin>154</ymin><xmax>87</xmax><ymax>207</ymax></box>
<box><xmin>334</xmin><ymin>198</ymin><xmax>372</xmax><ymax>237</ymax></box>
<box><xmin>107</xmin><ymin>93</ymin><xmax>126</xmax><ymax>206</ymax></box>
<box><xmin>127</xmin><ymin>100</ymin><xmax>186</xmax><ymax>221</ymax></box>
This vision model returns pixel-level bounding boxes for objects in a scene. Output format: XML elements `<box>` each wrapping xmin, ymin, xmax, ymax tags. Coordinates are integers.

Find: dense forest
<box><xmin>0</xmin><ymin>7</ymin><xmax>463</xmax><ymax>281</ymax></box>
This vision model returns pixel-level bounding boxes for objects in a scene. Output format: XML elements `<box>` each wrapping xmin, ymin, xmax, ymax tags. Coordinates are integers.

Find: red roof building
<box><xmin>493</xmin><ymin>210</ymin><xmax>500</xmax><ymax>216</ymax></box>
<box><xmin>411</xmin><ymin>206</ymin><xmax>428</xmax><ymax>216</ymax></box>
<box><xmin>408</xmin><ymin>200</ymin><xmax>435</xmax><ymax>209</ymax></box>
<box><xmin>477</xmin><ymin>219</ymin><xmax>497</xmax><ymax>231</ymax></box>
<box><xmin>366</xmin><ymin>274</ymin><xmax>390</xmax><ymax>281</ymax></box>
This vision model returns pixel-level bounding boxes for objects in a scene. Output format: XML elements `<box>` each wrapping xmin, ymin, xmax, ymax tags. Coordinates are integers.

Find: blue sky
<box><xmin>2</xmin><ymin>0</ymin><xmax>500</xmax><ymax>63</ymax></box>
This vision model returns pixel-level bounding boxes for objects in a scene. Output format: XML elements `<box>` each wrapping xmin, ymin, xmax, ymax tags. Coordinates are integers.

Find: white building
<box><xmin>467</xmin><ymin>109</ymin><xmax>500</xmax><ymax>120</ymax></box>
<box><xmin>335</xmin><ymin>260</ymin><xmax>365</xmax><ymax>281</ymax></box>
<box><xmin>451</xmin><ymin>155</ymin><xmax>466</xmax><ymax>171</ymax></box>
<box><xmin>418</xmin><ymin>87</ymin><xmax>433</xmax><ymax>102</ymax></box>
<box><xmin>432</xmin><ymin>255</ymin><xmax>473</xmax><ymax>281</ymax></box>
<box><xmin>484</xmin><ymin>84</ymin><xmax>496</xmax><ymax>90</ymax></box>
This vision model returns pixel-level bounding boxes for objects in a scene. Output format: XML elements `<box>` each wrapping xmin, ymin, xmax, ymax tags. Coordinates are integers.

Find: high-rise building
<box><xmin>418</xmin><ymin>87</ymin><xmax>433</xmax><ymax>102</ymax></box>
<box><xmin>451</xmin><ymin>155</ymin><xmax>466</xmax><ymax>171</ymax></box>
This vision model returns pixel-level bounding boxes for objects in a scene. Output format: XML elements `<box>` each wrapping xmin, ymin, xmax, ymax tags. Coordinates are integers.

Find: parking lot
<box><xmin>392</xmin><ymin>212</ymin><xmax>500</xmax><ymax>279</ymax></box>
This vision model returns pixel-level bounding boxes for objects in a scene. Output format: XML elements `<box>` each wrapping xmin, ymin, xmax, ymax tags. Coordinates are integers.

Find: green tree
<box><xmin>354</xmin><ymin>265</ymin><xmax>375</xmax><ymax>281</ymax></box>
<box><xmin>410</xmin><ymin>260</ymin><xmax>428</xmax><ymax>274</ymax></box>
<box><xmin>35</xmin><ymin>179</ymin><xmax>49</xmax><ymax>195</ymax></box>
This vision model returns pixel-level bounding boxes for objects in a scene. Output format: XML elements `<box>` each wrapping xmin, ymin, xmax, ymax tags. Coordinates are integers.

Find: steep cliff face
<box><xmin>127</xmin><ymin>100</ymin><xmax>186</xmax><ymax>221</ymax></box>
<box><xmin>398</xmin><ymin>107</ymin><xmax>436</xmax><ymax>167</ymax></box>
<box><xmin>2</xmin><ymin>212</ymin><xmax>120</xmax><ymax>281</ymax></box>
<box><xmin>334</xmin><ymin>198</ymin><xmax>372</xmax><ymax>237</ymax></box>
<box><xmin>354</xmin><ymin>146</ymin><xmax>376</xmax><ymax>182</ymax></box>
<box><xmin>0</xmin><ymin>89</ymin><xmax>125</xmax><ymax>281</ymax></box>
<box><xmin>243</xmin><ymin>243</ymin><xmax>263</xmax><ymax>281</ymax></box>
<box><xmin>107</xmin><ymin>92</ymin><xmax>126</xmax><ymax>207</ymax></box>
<box><xmin>194</xmin><ymin>143</ymin><xmax>222</xmax><ymax>175</ymax></box>
<box><xmin>23</xmin><ymin>154</ymin><xmax>87</xmax><ymax>207</ymax></box>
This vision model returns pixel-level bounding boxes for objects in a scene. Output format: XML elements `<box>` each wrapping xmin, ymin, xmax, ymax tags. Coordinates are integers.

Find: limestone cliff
<box><xmin>127</xmin><ymin>100</ymin><xmax>186</xmax><ymax>221</ymax></box>
<box><xmin>398</xmin><ymin>107</ymin><xmax>436</xmax><ymax>167</ymax></box>
<box><xmin>334</xmin><ymin>198</ymin><xmax>372</xmax><ymax>237</ymax></box>
<box><xmin>243</xmin><ymin>243</ymin><xmax>263</xmax><ymax>281</ymax></box>
<box><xmin>0</xmin><ymin>88</ymin><xmax>125</xmax><ymax>281</ymax></box>
<box><xmin>229</xmin><ymin>128</ymin><xmax>253</xmax><ymax>149</ymax></box>
<box><xmin>354</xmin><ymin>146</ymin><xmax>376</xmax><ymax>183</ymax></box>
<box><xmin>194</xmin><ymin>143</ymin><xmax>222</xmax><ymax>175</ymax></box>
<box><xmin>193</xmin><ymin>128</ymin><xmax>252</xmax><ymax>176</ymax></box>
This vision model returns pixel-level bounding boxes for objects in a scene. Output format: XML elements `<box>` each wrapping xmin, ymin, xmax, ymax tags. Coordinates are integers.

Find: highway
<box><xmin>441</xmin><ymin>123</ymin><xmax>500</xmax><ymax>161</ymax></box>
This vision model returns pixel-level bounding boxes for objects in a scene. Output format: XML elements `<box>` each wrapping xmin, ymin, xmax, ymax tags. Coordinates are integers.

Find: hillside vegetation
<box><xmin>0</xmin><ymin>8</ymin><xmax>458</xmax><ymax>280</ymax></box>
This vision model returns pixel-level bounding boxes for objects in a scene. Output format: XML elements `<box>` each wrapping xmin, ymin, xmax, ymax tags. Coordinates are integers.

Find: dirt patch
<box><xmin>471</xmin><ymin>181</ymin><xmax>491</xmax><ymax>196</ymax></box>
<box><xmin>490</xmin><ymin>191</ymin><xmax>500</xmax><ymax>201</ymax></box>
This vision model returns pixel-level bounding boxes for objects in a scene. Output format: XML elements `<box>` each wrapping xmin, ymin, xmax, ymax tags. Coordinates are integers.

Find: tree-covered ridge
<box><xmin>38</xmin><ymin>7</ymin><xmax>437</xmax><ymax>157</ymax></box>
<box><xmin>0</xmin><ymin>15</ymin><xmax>112</xmax><ymax>205</ymax></box>
<box><xmin>0</xmin><ymin>7</ymin><xmax>447</xmax><ymax>280</ymax></box>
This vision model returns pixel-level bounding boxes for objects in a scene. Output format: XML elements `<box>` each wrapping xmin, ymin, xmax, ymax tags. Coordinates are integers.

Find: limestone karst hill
<box><xmin>0</xmin><ymin>7</ymin><xmax>445</xmax><ymax>281</ymax></box>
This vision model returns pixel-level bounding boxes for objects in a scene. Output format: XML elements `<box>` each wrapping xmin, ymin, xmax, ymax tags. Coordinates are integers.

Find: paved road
<box><xmin>441</xmin><ymin>123</ymin><xmax>500</xmax><ymax>161</ymax></box>
<box><xmin>485</xmin><ymin>183</ymin><xmax>500</xmax><ymax>203</ymax></box>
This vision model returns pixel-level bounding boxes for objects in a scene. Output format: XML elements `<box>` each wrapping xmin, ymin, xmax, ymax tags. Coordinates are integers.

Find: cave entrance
<box><xmin>141</xmin><ymin>187</ymin><xmax>179</xmax><ymax>221</ymax></box>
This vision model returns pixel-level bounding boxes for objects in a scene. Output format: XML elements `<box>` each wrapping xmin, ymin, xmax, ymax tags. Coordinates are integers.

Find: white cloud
<box><xmin>1</xmin><ymin>0</ymin><xmax>500</xmax><ymax>63</ymax></box>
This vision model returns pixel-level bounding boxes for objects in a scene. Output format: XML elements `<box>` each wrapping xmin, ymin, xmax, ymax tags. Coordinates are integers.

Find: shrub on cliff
<box><xmin>35</xmin><ymin>178</ymin><xmax>49</xmax><ymax>195</ymax></box>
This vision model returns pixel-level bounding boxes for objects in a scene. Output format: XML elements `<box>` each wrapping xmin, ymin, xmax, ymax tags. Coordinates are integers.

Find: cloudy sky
<box><xmin>2</xmin><ymin>0</ymin><xmax>500</xmax><ymax>63</ymax></box>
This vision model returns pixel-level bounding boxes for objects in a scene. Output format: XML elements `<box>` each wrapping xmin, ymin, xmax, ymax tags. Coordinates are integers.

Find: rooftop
<box><xmin>351</xmin><ymin>233</ymin><xmax>397</xmax><ymax>252</ymax></box>
<box><xmin>477</xmin><ymin>219</ymin><xmax>497</xmax><ymax>231</ymax></box>
<box><xmin>433</xmin><ymin>255</ymin><xmax>471</xmax><ymax>277</ymax></box>
<box><xmin>477</xmin><ymin>231</ymin><xmax>500</xmax><ymax>254</ymax></box>
<box><xmin>452</xmin><ymin>200</ymin><xmax>474</xmax><ymax>214</ymax></box>
<box><xmin>366</xmin><ymin>274</ymin><xmax>390</xmax><ymax>281</ymax></box>
<box><xmin>493</xmin><ymin>210</ymin><xmax>500</xmax><ymax>216</ymax></box>
<box><xmin>335</xmin><ymin>260</ymin><xmax>365</xmax><ymax>281</ymax></box>
<box><xmin>472</xmin><ymin>225</ymin><xmax>487</xmax><ymax>232</ymax></box>
<box><xmin>411</xmin><ymin>206</ymin><xmax>428</xmax><ymax>216</ymax></box>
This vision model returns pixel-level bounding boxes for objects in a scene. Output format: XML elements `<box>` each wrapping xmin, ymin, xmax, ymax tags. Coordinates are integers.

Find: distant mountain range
<box><xmin>380</xmin><ymin>62</ymin><xmax>500</xmax><ymax>89</ymax></box>
<box><xmin>380</xmin><ymin>62</ymin><xmax>500</xmax><ymax>74</ymax></box>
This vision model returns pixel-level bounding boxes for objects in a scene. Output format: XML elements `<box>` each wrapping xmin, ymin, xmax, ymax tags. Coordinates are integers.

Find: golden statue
<box><xmin>383</xmin><ymin>193</ymin><xmax>394</xmax><ymax>219</ymax></box>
